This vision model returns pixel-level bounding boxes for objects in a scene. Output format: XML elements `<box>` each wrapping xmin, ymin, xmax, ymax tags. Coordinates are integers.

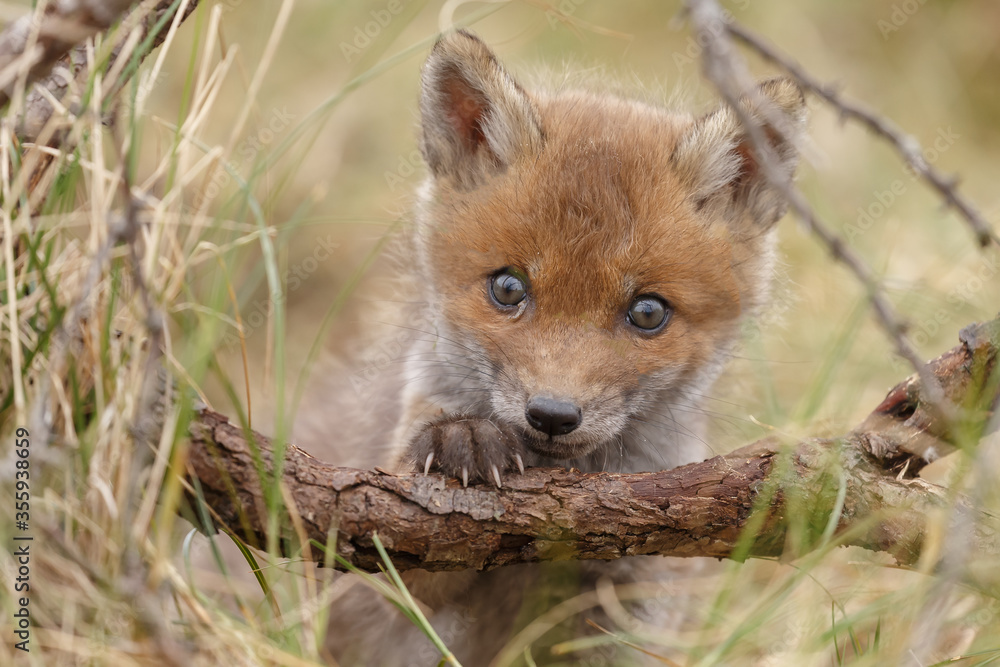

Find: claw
<box><xmin>514</xmin><ymin>453</ymin><xmax>525</xmax><ymax>475</ymax></box>
<box><xmin>461</xmin><ymin>467</ymin><xmax>469</xmax><ymax>488</ymax></box>
<box><xmin>491</xmin><ymin>464</ymin><xmax>502</xmax><ymax>488</ymax></box>
<box><xmin>423</xmin><ymin>452</ymin><xmax>434</xmax><ymax>474</ymax></box>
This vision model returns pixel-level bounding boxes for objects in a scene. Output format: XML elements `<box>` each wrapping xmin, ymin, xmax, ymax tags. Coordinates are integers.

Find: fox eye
<box><xmin>490</xmin><ymin>270</ymin><xmax>527</xmax><ymax>307</ymax></box>
<box><xmin>627</xmin><ymin>295</ymin><xmax>671</xmax><ymax>332</ymax></box>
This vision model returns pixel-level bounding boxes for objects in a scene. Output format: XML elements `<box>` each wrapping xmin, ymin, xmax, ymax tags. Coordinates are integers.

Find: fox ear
<box><xmin>672</xmin><ymin>77</ymin><xmax>807</xmax><ymax>230</ymax></box>
<box><xmin>419</xmin><ymin>30</ymin><xmax>544</xmax><ymax>190</ymax></box>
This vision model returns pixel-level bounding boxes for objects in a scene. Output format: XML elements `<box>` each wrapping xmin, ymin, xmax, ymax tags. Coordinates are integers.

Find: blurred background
<box><xmin>2</xmin><ymin>1</ymin><xmax>998</xmax><ymax>664</ymax></box>
<box><xmin>146</xmin><ymin>0</ymin><xmax>1000</xmax><ymax>457</ymax></box>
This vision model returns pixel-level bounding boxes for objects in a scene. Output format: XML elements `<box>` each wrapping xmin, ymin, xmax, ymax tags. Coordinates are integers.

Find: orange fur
<box><xmin>317</xmin><ymin>29</ymin><xmax>807</xmax><ymax>666</ymax></box>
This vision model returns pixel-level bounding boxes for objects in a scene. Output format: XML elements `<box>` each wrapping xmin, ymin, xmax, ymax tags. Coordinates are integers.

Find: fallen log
<box><xmin>183</xmin><ymin>318</ymin><xmax>1000</xmax><ymax>576</ymax></box>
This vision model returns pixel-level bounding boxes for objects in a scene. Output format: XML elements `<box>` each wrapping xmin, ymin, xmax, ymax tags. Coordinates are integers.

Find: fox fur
<box><xmin>296</xmin><ymin>29</ymin><xmax>806</xmax><ymax>666</ymax></box>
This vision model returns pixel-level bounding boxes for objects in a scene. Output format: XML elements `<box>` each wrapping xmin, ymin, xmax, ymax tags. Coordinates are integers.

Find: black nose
<box><xmin>525</xmin><ymin>396</ymin><xmax>582</xmax><ymax>436</ymax></box>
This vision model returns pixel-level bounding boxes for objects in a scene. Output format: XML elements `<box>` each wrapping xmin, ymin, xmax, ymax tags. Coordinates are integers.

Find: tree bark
<box><xmin>0</xmin><ymin>0</ymin><xmax>135</xmax><ymax>100</ymax></box>
<box><xmin>5</xmin><ymin>0</ymin><xmax>200</xmax><ymax>142</ymax></box>
<box><xmin>183</xmin><ymin>319</ymin><xmax>1000</xmax><ymax>576</ymax></box>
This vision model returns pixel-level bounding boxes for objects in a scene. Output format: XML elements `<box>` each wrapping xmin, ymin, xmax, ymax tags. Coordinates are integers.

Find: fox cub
<box><xmin>316</xmin><ymin>29</ymin><xmax>806</xmax><ymax>666</ymax></box>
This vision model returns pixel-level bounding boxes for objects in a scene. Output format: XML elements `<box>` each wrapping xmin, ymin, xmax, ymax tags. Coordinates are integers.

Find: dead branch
<box><xmin>12</xmin><ymin>0</ymin><xmax>200</xmax><ymax>452</ymax></box>
<box><xmin>684</xmin><ymin>0</ymin><xmax>960</xmax><ymax>420</ymax></box>
<box><xmin>0</xmin><ymin>0</ymin><xmax>135</xmax><ymax>112</ymax></box>
<box><xmin>182</xmin><ymin>319</ymin><xmax>1000</xmax><ymax>579</ymax></box>
<box><xmin>724</xmin><ymin>20</ymin><xmax>998</xmax><ymax>249</ymax></box>
<box><xmin>10</xmin><ymin>0</ymin><xmax>200</xmax><ymax>142</ymax></box>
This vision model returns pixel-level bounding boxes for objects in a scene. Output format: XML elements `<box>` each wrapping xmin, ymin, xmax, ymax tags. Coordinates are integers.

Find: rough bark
<box><xmin>183</xmin><ymin>319</ymin><xmax>1000</xmax><ymax>575</ymax></box>
<box><xmin>0</xmin><ymin>0</ymin><xmax>199</xmax><ymax>141</ymax></box>
<box><xmin>0</xmin><ymin>0</ymin><xmax>136</xmax><ymax>116</ymax></box>
<box><xmin>9</xmin><ymin>0</ymin><xmax>199</xmax><ymax>226</ymax></box>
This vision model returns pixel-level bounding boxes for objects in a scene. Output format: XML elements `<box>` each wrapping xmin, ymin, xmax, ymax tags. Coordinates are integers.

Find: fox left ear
<box><xmin>419</xmin><ymin>30</ymin><xmax>544</xmax><ymax>191</ymax></box>
<box><xmin>671</xmin><ymin>78</ymin><xmax>807</xmax><ymax>230</ymax></box>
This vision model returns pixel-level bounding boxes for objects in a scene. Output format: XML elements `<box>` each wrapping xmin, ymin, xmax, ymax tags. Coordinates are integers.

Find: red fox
<box><xmin>301</xmin><ymin>29</ymin><xmax>806</xmax><ymax>666</ymax></box>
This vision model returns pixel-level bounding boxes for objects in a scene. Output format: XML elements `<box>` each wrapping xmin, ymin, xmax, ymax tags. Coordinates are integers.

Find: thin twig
<box><xmin>684</xmin><ymin>0</ymin><xmax>952</xmax><ymax>420</ymax></box>
<box><xmin>725</xmin><ymin>20</ymin><xmax>998</xmax><ymax>249</ymax></box>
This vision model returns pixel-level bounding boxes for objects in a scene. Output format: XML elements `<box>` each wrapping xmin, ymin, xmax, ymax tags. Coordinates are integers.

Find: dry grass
<box><xmin>0</xmin><ymin>1</ymin><xmax>339</xmax><ymax>663</ymax></box>
<box><xmin>1</xmin><ymin>0</ymin><xmax>999</xmax><ymax>665</ymax></box>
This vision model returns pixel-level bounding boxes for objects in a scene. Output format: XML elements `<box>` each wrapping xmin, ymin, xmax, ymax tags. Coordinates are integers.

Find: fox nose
<box><xmin>525</xmin><ymin>396</ymin><xmax>582</xmax><ymax>436</ymax></box>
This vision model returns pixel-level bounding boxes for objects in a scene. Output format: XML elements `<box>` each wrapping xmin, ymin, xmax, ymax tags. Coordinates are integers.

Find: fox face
<box><xmin>403</xmin><ymin>31</ymin><xmax>806</xmax><ymax>481</ymax></box>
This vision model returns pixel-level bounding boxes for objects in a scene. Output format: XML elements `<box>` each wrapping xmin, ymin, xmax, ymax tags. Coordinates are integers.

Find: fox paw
<box><xmin>408</xmin><ymin>416</ymin><xmax>526</xmax><ymax>488</ymax></box>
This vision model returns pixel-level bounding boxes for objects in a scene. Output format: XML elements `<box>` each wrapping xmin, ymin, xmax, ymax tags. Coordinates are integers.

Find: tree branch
<box><xmin>684</xmin><ymin>0</ymin><xmax>964</xmax><ymax>423</ymax></box>
<box><xmin>9</xmin><ymin>0</ymin><xmax>200</xmax><ymax>142</ymax></box>
<box><xmin>0</xmin><ymin>0</ymin><xmax>136</xmax><ymax>117</ymax></box>
<box><xmin>182</xmin><ymin>319</ymin><xmax>1000</xmax><ymax>577</ymax></box>
<box><xmin>723</xmin><ymin>19</ymin><xmax>999</xmax><ymax>249</ymax></box>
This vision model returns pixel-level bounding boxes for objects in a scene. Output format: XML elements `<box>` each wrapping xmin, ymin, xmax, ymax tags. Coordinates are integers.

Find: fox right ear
<box><xmin>672</xmin><ymin>77</ymin><xmax>807</xmax><ymax>231</ymax></box>
<box><xmin>419</xmin><ymin>30</ymin><xmax>544</xmax><ymax>190</ymax></box>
